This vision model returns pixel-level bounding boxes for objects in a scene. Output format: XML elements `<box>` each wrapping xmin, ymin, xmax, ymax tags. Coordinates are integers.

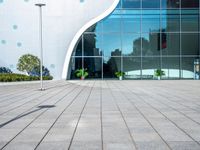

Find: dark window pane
<box><xmin>72</xmin><ymin>37</ymin><xmax>82</xmax><ymax>56</ymax></box>
<box><xmin>181</xmin><ymin>9</ymin><xmax>199</xmax><ymax>32</ymax></box>
<box><xmin>122</xmin><ymin>0</ymin><xmax>140</xmax><ymax>8</ymax></box>
<box><xmin>162</xmin><ymin>57</ymin><xmax>180</xmax><ymax>79</ymax></box>
<box><xmin>122</xmin><ymin>34</ymin><xmax>141</xmax><ymax>56</ymax></box>
<box><xmin>162</xmin><ymin>0</ymin><xmax>180</xmax><ymax>8</ymax></box>
<box><xmin>181</xmin><ymin>0</ymin><xmax>199</xmax><ymax>8</ymax></box>
<box><xmin>102</xmin><ymin>34</ymin><xmax>121</xmax><ymax>57</ymax></box>
<box><xmin>69</xmin><ymin>57</ymin><xmax>82</xmax><ymax>79</ymax></box>
<box><xmin>142</xmin><ymin>57</ymin><xmax>161</xmax><ymax>79</ymax></box>
<box><xmin>103</xmin><ymin>57</ymin><xmax>121</xmax><ymax>78</ymax></box>
<box><xmin>123</xmin><ymin>57</ymin><xmax>141</xmax><ymax>79</ymax></box>
<box><xmin>161</xmin><ymin>9</ymin><xmax>180</xmax><ymax>32</ymax></box>
<box><xmin>102</xmin><ymin>10</ymin><xmax>121</xmax><ymax>33</ymax></box>
<box><xmin>83</xmin><ymin>33</ymin><xmax>102</xmax><ymax>56</ymax></box>
<box><xmin>142</xmin><ymin>33</ymin><xmax>160</xmax><ymax>56</ymax></box>
<box><xmin>142</xmin><ymin>0</ymin><xmax>160</xmax><ymax>8</ymax></box>
<box><xmin>122</xmin><ymin>9</ymin><xmax>141</xmax><ymax>33</ymax></box>
<box><xmin>181</xmin><ymin>57</ymin><xmax>199</xmax><ymax>79</ymax></box>
<box><xmin>162</xmin><ymin>33</ymin><xmax>180</xmax><ymax>55</ymax></box>
<box><xmin>142</xmin><ymin>10</ymin><xmax>160</xmax><ymax>33</ymax></box>
<box><xmin>84</xmin><ymin>57</ymin><xmax>102</xmax><ymax>79</ymax></box>
<box><xmin>181</xmin><ymin>33</ymin><xmax>199</xmax><ymax>55</ymax></box>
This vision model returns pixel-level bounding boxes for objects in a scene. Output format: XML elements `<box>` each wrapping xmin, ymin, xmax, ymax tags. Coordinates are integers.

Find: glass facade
<box><xmin>69</xmin><ymin>0</ymin><xmax>200</xmax><ymax>80</ymax></box>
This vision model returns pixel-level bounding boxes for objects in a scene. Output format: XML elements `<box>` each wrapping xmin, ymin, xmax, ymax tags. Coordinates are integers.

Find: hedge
<box><xmin>0</xmin><ymin>73</ymin><xmax>53</xmax><ymax>82</ymax></box>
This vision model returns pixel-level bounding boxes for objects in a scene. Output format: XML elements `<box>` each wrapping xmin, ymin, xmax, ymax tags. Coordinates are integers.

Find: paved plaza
<box><xmin>0</xmin><ymin>80</ymin><xmax>200</xmax><ymax>150</ymax></box>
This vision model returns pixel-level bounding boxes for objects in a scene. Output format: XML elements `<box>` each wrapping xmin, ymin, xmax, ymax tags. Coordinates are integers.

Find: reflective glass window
<box><xmin>102</xmin><ymin>34</ymin><xmax>121</xmax><ymax>57</ymax></box>
<box><xmin>142</xmin><ymin>57</ymin><xmax>161</xmax><ymax>79</ymax></box>
<box><xmin>103</xmin><ymin>57</ymin><xmax>121</xmax><ymax>78</ymax></box>
<box><xmin>142</xmin><ymin>33</ymin><xmax>160</xmax><ymax>56</ymax></box>
<box><xmin>181</xmin><ymin>33</ymin><xmax>199</xmax><ymax>55</ymax></box>
<box><xmin>69</xmin><ymin>57</ymin><xmax>83</xmax><ymax>79</ymax></box>
<box><xmin>123</xmin><ymin>57</ymin><xmax>141</xmax><ymax>79</ymax></box>
<box><xmin>122</xmin><ymin>9</ymin><xmax>141</xmax><ymax>33</ymax></box>
<box><xmin>181</xmin><ymin>57</ymin><xmax>198</xmax><ymax>79</ymax></box>
<box><xmin>181</xmin><ymin>0</ymin><xmax>199</xmax><ymax>8</ymax></box>
<box><xmin>162</xmin><ymin>57</ymin><xmax>180</xmax><ymax>79</ymax></box>
<box><xmin>72</xmin><ymin>37</ymin><xmax>82</xmax><ymax>56</ymax></box>
<box><xmin>142</xmin><ymin>0</ymin><xmax>160</xmax><ymax>8</ymax></box>
<box><xmin>142</xmin><ymin>10</ymin><xmax>160</xmax><ymax>33</ymax></box>
<box><xmin>83</xmin><ymin>33</ymin><xmax>102</xmax><ymax>56</ymax></box>
<box><xmin>162</xmin><ymin>0</ymin><xmax>180</xmax><ymax>8</ymax></box>
<box><xmin>84</xmin><ymin>57</ymin><xmax>102</xmax><ymax>79</ymax></box>
<box><xmin>102</xmin><ymin>10</ymin><xmax>121</xmax><ymax>33</ymax></box>
<box><xmin>122</xmin><ymin>0</ymin><xmax>141</xmax><ymax>8</ymax></box>
<box><xmin>86</xmin><ymin>22</ymin><xmax>102</xmax><ymax>33</ymax></box>
<box><xmin>181</xmin><ymin>9</ymin><xmax>199</xmax><ymax>32</ymax></box>
<box><xmin>161</xmin><ymin>33</ymin><xmax>180</xmax><ymax>55</ymax></box>
<box><xmin>122</xmin><ymin>34</ymin><xmax>141</xmax><ymax>56</ymax></box>
<box><xmin>161</xmin><ymin>9</ymin><xmax>180</xmax><ymax>32</ymax></box>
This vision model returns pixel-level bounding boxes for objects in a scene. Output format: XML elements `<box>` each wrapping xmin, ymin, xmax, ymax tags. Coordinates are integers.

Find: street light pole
<box><xmin>35</xmin><ymin>3</ymin><xmax>46</xmax><ymax>91</ymax></box>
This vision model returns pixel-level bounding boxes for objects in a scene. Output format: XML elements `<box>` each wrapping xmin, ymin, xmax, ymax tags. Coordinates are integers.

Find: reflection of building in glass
<box><xmin>69</xmin><ymin>0</ymin><xmax>200</xmax><ymax>80</ymax></box>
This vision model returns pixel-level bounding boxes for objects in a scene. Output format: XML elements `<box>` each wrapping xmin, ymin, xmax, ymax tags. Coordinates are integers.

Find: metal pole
<box><xmin>35</xmin><ymin>3</ymin><xmax>46</xmax><ymax>91</ymax></box>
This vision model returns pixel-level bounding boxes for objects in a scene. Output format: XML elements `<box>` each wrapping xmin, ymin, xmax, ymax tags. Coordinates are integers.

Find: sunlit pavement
<box><xmin>0</xmin><ymin>80</ymin><xmax>200</xmax><ymax>150</ymax></box>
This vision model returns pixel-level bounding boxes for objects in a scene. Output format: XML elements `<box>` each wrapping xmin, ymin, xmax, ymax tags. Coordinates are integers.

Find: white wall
<box><xmin>0</xmin><ymin>0</ymin><xmax>116</xmax><ymax>79</ymax></box>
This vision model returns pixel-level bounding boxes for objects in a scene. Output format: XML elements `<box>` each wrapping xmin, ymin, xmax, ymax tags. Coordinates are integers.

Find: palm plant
<box><xmin>154</xmin><ymin>69</ymin><xmax>165</xmax><ymax>80</ymax></box>
<box><xmin>75</xmin><ymin>69</ymin><xmax>89</xmax><ymax>80</ymax></box>
<box><xmin>115</xmin><ymin>71</ymin><xmax>125</xmax><ymax>80</ymax></box>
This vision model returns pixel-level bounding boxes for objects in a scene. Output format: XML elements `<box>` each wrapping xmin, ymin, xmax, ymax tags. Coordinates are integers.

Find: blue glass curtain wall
<box><xmin>69</xmin><ymin>0</ymin><xmax>200</xmax><ymax>80</ymax></box>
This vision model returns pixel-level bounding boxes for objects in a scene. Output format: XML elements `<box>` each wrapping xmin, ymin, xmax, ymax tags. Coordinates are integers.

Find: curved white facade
<box><xmin>0</xmin><ymin>0</ymin><xmax>117</xmax><ymax>79</ymax></box>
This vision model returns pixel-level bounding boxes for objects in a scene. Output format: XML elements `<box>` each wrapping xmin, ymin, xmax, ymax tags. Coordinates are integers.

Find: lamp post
<box><xmin>35</xmin><ymin>3</ymin><xmax>46</xmax><ymax>91</ymax></box>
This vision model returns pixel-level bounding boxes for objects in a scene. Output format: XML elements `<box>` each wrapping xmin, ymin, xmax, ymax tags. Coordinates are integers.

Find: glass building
<box><xmin>69</xmin><ymin>0</ymin><xmax>200</xmax><ymax>80</ymax></box>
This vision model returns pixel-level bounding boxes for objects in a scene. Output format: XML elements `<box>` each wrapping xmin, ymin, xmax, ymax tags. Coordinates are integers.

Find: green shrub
<box><xmin>75</xmin><ymin>69</ymin><xmax>89</xmax><ymax>79</ymax></box>
<box><xmin>0</xmin><ymin>73</ymin><xmax>53</xmax><ymax>82</ymax></box>
<box><xmin>115</xmin><ymin>71</ymin><xmax>125</xmax><ymax>78</ymax></box>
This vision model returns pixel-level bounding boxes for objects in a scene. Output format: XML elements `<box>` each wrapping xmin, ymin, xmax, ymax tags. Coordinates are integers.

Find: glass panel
<box><xmin>162</xmin><ymin>57</ymin><xmax>180</xmax><ymax>79</ymax></box>
<box><xmin>142</xmin><ymin>0</ymin><xmax>160</xmax><ymax>8</ymax></box>
<box><xmin>161</xmin><ymin>9</ymin><xmax>180</xmax><ymax>32</ymax></box>
<box><xmin>162</xmin><ymin>0</ymin><xmax>180</xmax><ymax>8</ymax></box>
<box><xmin>85</xmin><ymin>22</ymin><xmax>102</xmax><ymax>33</ymax></box>
<box><xmin>142</xmin><ymin>33</ymin><xmax>160</xmax><ymax>56</ymax></box>
<box><xmin>69</xmin><ymin>57</ymin><xmax>82</xmax><ymax>79</ymax></box>
<box><xmin>142</xmin><ymin>57</ymin><xmax>161</xmax><ymax>79</ymax></box>
<box><xmin>102</xmin><ymin>34</ymin><xmax>122</xmax><ymax>57</ymax></box>
<box><xmin>122</xmin><ymin>0</ymin><xmax>141</xmax><ymax>8</ymax></box>
<box><xmin>121</xmin><ymin>9</ymin><xmax>141</xmax><ymax>33</ymax></box>
<box><xmin>181</xmin><ymin>33</ymin><xmax>199</xmax><ymax>55</ymax></box>
<box><xmin>181</xmin><ymin>57</ymin><xmax>197</xmax><ymax>79</ymax></box>
<box><xmin>122</xmin><ymin>34</ymin><xmax>141</xmax><ymax>56</ymax></box>
<box><xmin>102</xmin><ymin>10</ymin><xmax>121</xmax><ymax>33</ymax></box>
<box><xmin>123</xmin><ymin>57</ymin><xmax>141</xmax><ymax>79</ymax></box>
<box><xmin>142</xmin><ymin>10</ymin><xmax>160</xmax><ymax>33</ymax></box>
<box><xmin>181</xmin><ymin>9</ymin><xmax>199</xmax><ymax>32</ymax></box>
<box><xmin>83</xmin><ymin>33</ymin><xmax>102</xmax><ymax>56</ymax></box>
<box><xmin>84</xmin><ymin>57</ymin><xmax>102</xmax><ymax>79</ymax></box>
<box><xmin>181</xmin><ymin>0</ymin><xmax>199</xmax><ymax>8</ymax></box>
<box><xmin>162</xmin><ymin>33</ymin><xmax>180</xmax><ymax>55</ymax></box>
<box><xmin>72</xmin><ymin>37</ymin><xmax>82</xmax><ymax>56</ymax></box>
<box><xmin>116</xmin><ymin>1</ymin><xmax>121</xmax><ymax>8</ymax></box>
<box><xmin>103</xmin><ymin>57</ymin><xmax>121</xmax><ymax>78</ymax></box>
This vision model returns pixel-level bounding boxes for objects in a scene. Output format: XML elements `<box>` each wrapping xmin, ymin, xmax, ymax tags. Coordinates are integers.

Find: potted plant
<box><xmin>154</xmin><ymin>69</ymin><xmax>165</xmax><ymax>80</ymax></box>
<box><xmin>75</xmin><ymin>69</ymin><xmax>89</xmax><ymax>80</ymax></box>
<box><xmin>115</xmin><ymin>71</ymin><xmax>125</xmax><ymax>80</ymax></box>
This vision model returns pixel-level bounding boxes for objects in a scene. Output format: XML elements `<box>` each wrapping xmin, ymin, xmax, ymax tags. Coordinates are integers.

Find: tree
<box><xmin>17</xmin><ymin>54</ymin><xmax>40</xmax><ymax>75</ymax></box>
<box><xmin>0</xmin><ymin>67</ymin><xmax>12</xmax><ymax>74</ymax></box>
<box><xmin>29</xmin><ymin>65</ymin><xmax>51</xmax><ymax>77</ymax></box>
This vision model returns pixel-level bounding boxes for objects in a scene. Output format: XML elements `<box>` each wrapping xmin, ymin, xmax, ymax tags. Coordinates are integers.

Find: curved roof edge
<box><xmin>61</xmin><ymin>0</ymin><xmax>120</xmax><ymax>79</ymax></box>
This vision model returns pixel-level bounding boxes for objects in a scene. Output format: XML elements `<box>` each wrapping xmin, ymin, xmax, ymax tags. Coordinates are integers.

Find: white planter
<box><xmin>119</xmin><ymin>76</ymin><xmax>122</xmax><ymax>80</ymax></box>
<box><xmin>157</xmin><ymin>76</ymin><xmax>161</xmax><ymax>80</ymax></box>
